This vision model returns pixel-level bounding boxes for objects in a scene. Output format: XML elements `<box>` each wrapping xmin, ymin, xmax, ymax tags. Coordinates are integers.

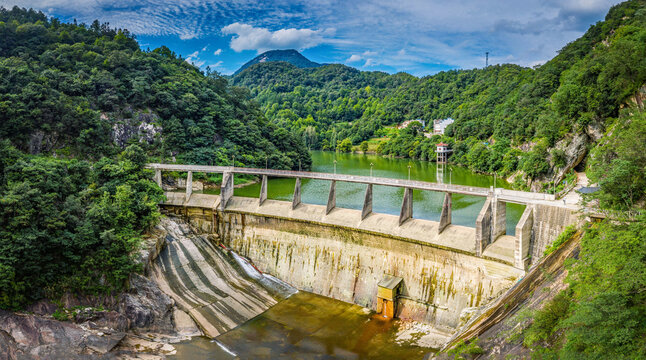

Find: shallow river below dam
<box><xmin>201</xmin><ymin>150</ymin><xmax>524</xmax><ymax>234</ymax></box>
<box><xmin>172</xmin><ymin>291</ymin><xmax>435</xmax><ymax>359</ymax></box>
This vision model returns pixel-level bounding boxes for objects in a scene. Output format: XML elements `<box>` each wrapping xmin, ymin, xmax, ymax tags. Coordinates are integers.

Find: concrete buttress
<box><xmin>438</xmin><ymin>193</ymin><xmax>452</xmax><ymax>234</ymax></box>
<box><xmin>220</xmin><ymin>172</ymin><xmax>233</xmax><ymax>210</ymax></box>
<box><xmin>292</xmin><ymin>178</ymin><xmax>302</xmax><ymax>209</ymax></box>
<box><xmin>476</xmin><ymin>198</ymin><xmax>492</xmax><ymax>256</ymax></box>
<box><xmin>362</xmin><ymin>184</ymin><xmax>373</xmax><ymax>220</ymax></box>
<box><xmin>259</xmin><ymin>175</ymin><xmax>268</xmax><ymax>206</ymax></box>
<box><xmin>326</xmin><ymin>180</ymin><xmax>336</xmax><ymax>215</ymax></box>
<box><xmin>399</xmin><ymin>188</ymin><xmax>413</xmax><ymax>225</ymax></box>
<box><xmin>185</xmin><ymin>171</ymin><xmax>193</xmax><ymax>202</ymax></box>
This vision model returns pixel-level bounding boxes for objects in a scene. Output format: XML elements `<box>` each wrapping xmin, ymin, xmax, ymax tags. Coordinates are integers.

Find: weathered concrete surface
<box><xmin>530</xmin><ymin>204</ymin><xmax>581</xmax><ymax>266</ymax></box>
<box><xmin>220</xmin><ymin>172</ymin><xmax>233</xmax><ymax>211</ymax></box>
<box><xmin>222</xmin><ymin>196</ymin><xmax>479</xmax><ymax>256</ymax></box>
<box><xmin>514</xmin><ymin>206</ymin><xmax>534</xmax><ymax>269</ymax></box>
<box><xmin>151</xmin><ymin>217</ymin><xmax>293</xmax><ymax>338</ymax></box>
<box><xmin>259</xmin><ymin>175</ymin><xmax>267</xmax><ymax>206</ymax></box>
<box><xmin>159</xmin><ymin>192</ymin><xmax>578</xmax><ymax>335</ymax></box>
<box><xmin>185</xmin><ymin>171</ymin><xmax>193</xmax><ymax>201</ymax></box>
<box><xmin>326</xmin><ymin>180</ymin><xmax>336</xmax><ymax>214</ymax></box>
<box><xmin>362</xmin><ymin>183</ymin><xmax>373</xmax><ymax>220</ymax></box>
<box><xmin>292</xmin><ymin>177</ymin><xmax>302</xmax><ymax>209</ymax></box>
<box><xmin>482</xmin><ymin>236</ymin><xmax>516</xmax><ymax>266</ymax></box>
<box><xmin>438</xmin><ymin>193</ymin><xmax>452</xmax><ymax>234</ymax></box>
<box><xmin>205</xmin><ymin>196</ymin><xmax>526</xmax><ymax>332</ymax></box>
<box><xmin>492</xmin><ymin>199</ymin><xmax>506</xmax><ymax>240</ymax></box>
<box><xmin>399</xmin><ymin>188</ymin><xmax>414</xmax><ymax>225</ymax></box>
<box><xmin>475</xmin><ymin>198</ymin><xmax>492</xmax><ymax>256</ymax></box>
<box><xmin>218</xmin><ymin>208</ymin><xmax>524</xmax><ymax>332</ymax></box>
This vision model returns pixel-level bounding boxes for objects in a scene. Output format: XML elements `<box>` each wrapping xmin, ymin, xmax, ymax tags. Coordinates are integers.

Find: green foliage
<box><xmin>447</xmin><ymin>338</ymin><xmax>484</xmax><ymax>359</ymax></box>
<box><xmin>587</xmin><ymin>110</ymin><xmax>646</xmax><ymax>209</ymax></box>
<box><xmin>360</xmin><ymin>140</ymin><xmax>369</xmax><ymax>152</ymax></box>
<box><xmin>523</xmin><ymin>291</ymin><xmax>571</xmax><ymax>348</ymax></box>
<box><xmin>0</xmin><ymin>143</ymin><xmax>163</xmax><ymax>309</ymax></box>
<box><xmin>522</xmin><ymin>218</ymin><xmax>646</xmax><ymax>359</ymax></box>
<box><xmin>0</xmin><ymin>6</ymin><xmax>310</xmax><ymax>170</ymax></box>
<box><xmin>336</xmin><ymin>138</ymin><xmax>353</xmax><ymax>153</ymax></box>
<box><xmin>52</xmin><ymin>308</ymin><xmax>71</xmax><ymax>321</ymax></box>
<box><xmin>544</xmin><ymin>225</ymin><xmax>577</xmax><ymax>256</ymax></box>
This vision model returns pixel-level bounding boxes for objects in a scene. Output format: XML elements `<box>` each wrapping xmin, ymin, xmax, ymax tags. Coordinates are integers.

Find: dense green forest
<box><xmin>233</xmin><ymin>0</ymin><xmax>646</xmax><ymax>194</ymax></box>
<box><xmin>0</xmin><ymin>6</ymin><xmax>312</xmax><ymax>310</ymax></box>
<box><xmin>0</xmin><ymin>6</ymin><xmax>311</xmax><ymax>170</ymax></box>
<box><xmin>0</xmin><ymin>142</ymin><xmax>162</xmax><ymax>309</ymax></box>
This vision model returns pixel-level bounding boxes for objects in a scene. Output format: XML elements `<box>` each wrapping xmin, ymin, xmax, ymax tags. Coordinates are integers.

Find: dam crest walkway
<box><xmin>148</xmin><ymin>163</ymin><xmax>579</xmax><ymax>271</ymax></box>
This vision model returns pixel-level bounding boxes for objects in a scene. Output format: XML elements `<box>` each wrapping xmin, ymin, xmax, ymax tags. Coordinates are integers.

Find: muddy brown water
<box><xmin>171</xmin><ymin>291</ymin><xmax>435</xmax><ymax>359</ymax></box>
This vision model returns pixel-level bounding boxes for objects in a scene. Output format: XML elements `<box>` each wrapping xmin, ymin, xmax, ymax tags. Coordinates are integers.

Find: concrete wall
<box><xmin>530</xmin><ymin>204</ymin><xmax>580</xmax><ymax>265</ymax></box>
<box><xmin>217</xmin><ymin>210</ymin><xmax>523</xmax><ymax>333</ymax></box>
<box><xmin>475</xmin><ymin>199</ymin><xmax>492</xmax><ymax>256</ymax></box>
<box><xmin>514</xmin><ymin>207</ymin><xmax>534</xmax><ymax>269</ymax></box>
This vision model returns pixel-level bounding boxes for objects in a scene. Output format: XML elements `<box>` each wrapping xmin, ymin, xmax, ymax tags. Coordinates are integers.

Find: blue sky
<box><xmin>1</xmin><ymin>0</ymin><xmax>621</xmax><ymax>75</ymax></box>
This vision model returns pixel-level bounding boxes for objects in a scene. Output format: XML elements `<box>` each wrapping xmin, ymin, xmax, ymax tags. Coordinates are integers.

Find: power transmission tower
<box><xmin>485</xmin><ymin>52</ymin><xmax>489</xmax><ymax>68</ymax></box>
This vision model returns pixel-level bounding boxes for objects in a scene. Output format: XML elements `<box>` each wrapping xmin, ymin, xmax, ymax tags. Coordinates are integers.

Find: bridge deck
<box><xmin>147</xmin><ymin>163</ymin><xmax>555</xmax><ymax>203</ymax></box>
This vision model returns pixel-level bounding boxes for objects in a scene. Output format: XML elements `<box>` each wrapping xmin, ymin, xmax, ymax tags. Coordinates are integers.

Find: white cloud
<box><xmin>185</xmin><ymin>50</ymin><xmax>204</xmax><ymax>67</ymax></box>
<box><xmin>213</xmin><ymin>48</ymin><xmax>222</xmax><ymax>56</ymax></box>
<box><xmin>222</xmin><ymin>22</ymin><xmax>325</xmax><ymax>53</ymax></box>
<box><xmin>346</xmin><ymin>54</ymin><xmax>362</xmax><ymax>62</ymax></box>
<box><xmin>364</xmin><ymin>58</ymin><xmax>378</xmax><ymax>67</ymax></box>
<box><xmin>1</xmin><ymin>0</ymin><xmax>622</xmax><ymax>74</ymax></box>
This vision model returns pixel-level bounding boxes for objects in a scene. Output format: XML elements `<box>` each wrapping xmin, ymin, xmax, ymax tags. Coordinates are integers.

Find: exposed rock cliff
<box><xmin>110</xmin><ymin>110</ymin><xmax>162</xmax><ymax>148</ymax></box>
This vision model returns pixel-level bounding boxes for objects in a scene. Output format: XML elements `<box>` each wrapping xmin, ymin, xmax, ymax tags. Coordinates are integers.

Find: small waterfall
<box><xmin>151</xmin><ymin>217</ymin><xmax>295</xmax><ymax>338</ymax></box>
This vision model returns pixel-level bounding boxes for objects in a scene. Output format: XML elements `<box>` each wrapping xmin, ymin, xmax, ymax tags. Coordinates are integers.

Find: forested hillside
<box><xmin>0</xmin><ymin>6</ymin><xmax>312</xmax><ymax>310</ymax></box>
<box><xmin>0</xmin><ymin>7</ymin><xmax>311</xmax><ymax>170</ymax></box>
<box><xmin>233</xmin><ymin>0</ymin><xmax>646</xmax><ymax>196</ymax></box>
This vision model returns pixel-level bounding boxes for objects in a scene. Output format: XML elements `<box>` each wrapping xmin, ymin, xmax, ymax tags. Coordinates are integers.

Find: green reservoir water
<box><xmin>171</xmin><ymin>291</ymin><xmax>434</xmax><ymax>360</ymax></box>
<box><xmin>203</xmin><ymin>151</ymin><xmax>524</xmax><ymax>234</ymax></box>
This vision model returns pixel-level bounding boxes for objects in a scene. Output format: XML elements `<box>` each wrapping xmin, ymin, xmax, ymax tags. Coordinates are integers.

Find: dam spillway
<box><xmin>151</xmin><ymin>217</ymin><xmax>296</xmax><ymax>338</ymax></box>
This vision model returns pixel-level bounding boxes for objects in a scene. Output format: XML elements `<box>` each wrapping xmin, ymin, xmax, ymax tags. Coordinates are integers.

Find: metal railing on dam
<box><xmin>147</xmin><ymin>163</ymin><xmax>570</xmax><ymax>270</ymax></box>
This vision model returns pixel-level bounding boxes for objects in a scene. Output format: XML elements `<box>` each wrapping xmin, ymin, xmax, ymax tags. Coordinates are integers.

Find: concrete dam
<box><xmin>149</xmin><ymin>163</ymin><xmax>579</xmax><ymax>337</ymax></box>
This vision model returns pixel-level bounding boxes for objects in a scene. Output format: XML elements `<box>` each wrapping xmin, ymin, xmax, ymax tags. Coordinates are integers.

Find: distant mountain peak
<box><xmin>234</xmin><ymin>49</ymin><xmax>320</xmax><ymax>75</ymax></box>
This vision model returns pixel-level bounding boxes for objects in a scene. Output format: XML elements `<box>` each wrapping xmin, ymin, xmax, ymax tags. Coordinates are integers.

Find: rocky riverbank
<box><xmin>0</xmin><ymin>218</ymin><xmax>202</xmax><ymax>360</ymax></box>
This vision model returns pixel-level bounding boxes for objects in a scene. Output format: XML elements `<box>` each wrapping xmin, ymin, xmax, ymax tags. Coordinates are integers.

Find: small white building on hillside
<box><xmin>433</xmin><ymin>118</ymin><xmax>454</xmax><ymax>135</ymax></box>
<box><xmin>398</xmin><ymin>119</ymin><xmax>425</xmax><ymax>129</ymax></box>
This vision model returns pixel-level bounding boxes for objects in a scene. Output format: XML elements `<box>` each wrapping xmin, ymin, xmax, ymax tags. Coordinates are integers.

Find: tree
<box><xmin>360</xmin><ymin>140</ymin><xmax>369</xmax><ymax>153</ymax></box>
<box><xmin>337</xmin><ymin>138</ymin><xmax>353</xmax><ymax>153</ymax></box>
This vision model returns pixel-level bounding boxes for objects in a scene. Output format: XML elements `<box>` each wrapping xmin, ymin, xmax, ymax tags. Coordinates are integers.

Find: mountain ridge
<box><xmin>234</xmin><ymin>49</ymin><xmax>321</xmax><ymax>75</ymax></box>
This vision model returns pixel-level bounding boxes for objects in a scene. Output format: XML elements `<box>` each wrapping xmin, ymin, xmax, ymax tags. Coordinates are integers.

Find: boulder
<box><xmin>0</xmin><ymin>310</ymin><xmax>124</xmax><ymax>359</ymax></box>
<box><xmin>24</xmin><ymin>299</ymin><xmax>57</xmax><ymax>316</ymax></box>
<box><xmin>89</xmin><ymin>311</ymin><xmax>130</xmax><ymax>333</ymax></box>
<box><xmin>118</xmin><ymin>274</ymin><xmax>174</xmax><ymax>333</ymax></box>
<box><xmin>0</xmin><ymin>329</ymin><xmax>18</xmax><ymax>360</ymax></box>
<box><xmin>172</xmin><ymin>308</ymin><xmax>201</xmax><ymax>338</ymax></box>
